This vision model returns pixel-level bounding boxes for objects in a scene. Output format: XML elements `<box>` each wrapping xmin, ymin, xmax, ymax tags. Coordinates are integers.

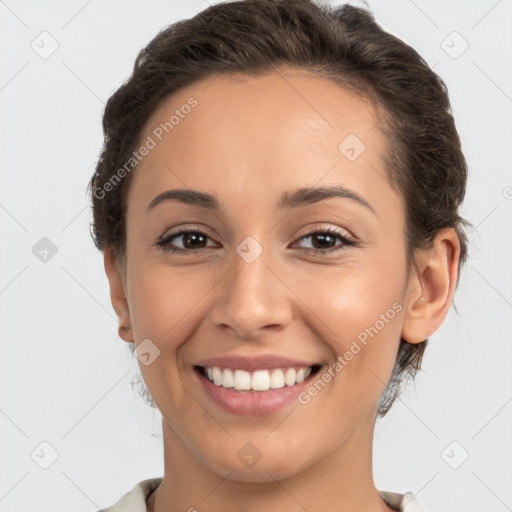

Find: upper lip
<box><xmin>195</xmin><ymin>355</ymin><xmax>320</xmax><ymax>372</ymax></box>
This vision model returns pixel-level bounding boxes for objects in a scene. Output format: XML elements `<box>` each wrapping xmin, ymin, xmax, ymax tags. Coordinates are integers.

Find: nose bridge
<box><xmin>211</xmin><ymin>235</ymin><xmax>292</xmax><ymax>337</ymax></box>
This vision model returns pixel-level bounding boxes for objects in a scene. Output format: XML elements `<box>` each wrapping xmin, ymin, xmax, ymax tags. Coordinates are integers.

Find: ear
<box><xmin>401</xmin><ymin>228</ymin><xmax>461</xmax><ymax>344</ymax></box>
<box><xmin>104</xmin><ymin>246</ymin><xmax>133</xmax><ymax>342</ymax></box>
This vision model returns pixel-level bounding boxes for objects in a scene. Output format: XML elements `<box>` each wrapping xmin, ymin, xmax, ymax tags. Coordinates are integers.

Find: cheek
<box><xmin>127</xmin><ymin>262</ymin><xmax>215</xmax><ymax>342</ymax></box>
<box><xmin>296</xmin><ymin>260</ymin><xmax>405</xmax><ymax>387</ymax></box>
<box><xmin>300</xmin><ymin>259</ymin><xmax>404</xmax><ymax>335</ymax></box>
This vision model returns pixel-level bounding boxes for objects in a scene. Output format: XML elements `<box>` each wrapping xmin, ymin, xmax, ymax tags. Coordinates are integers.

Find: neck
<box><xmin>148</xmin><ymin>416</ymin><xmax>394</xmax><ymax>512</ymax></box>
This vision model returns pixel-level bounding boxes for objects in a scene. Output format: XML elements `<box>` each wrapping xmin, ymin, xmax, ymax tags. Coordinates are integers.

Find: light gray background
<box><xmin>1</xmin><ymin>0</ymin><xmax>511</xmax><ymax>511</ymax></box>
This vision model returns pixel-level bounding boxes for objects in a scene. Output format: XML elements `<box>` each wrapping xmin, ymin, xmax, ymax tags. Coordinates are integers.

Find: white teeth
<box><xmin>252</xmin><ymin>370</ymin><xmax>270</xmax><ymax>391</ymax></box>
<box><xmin>233</xmin><ymin>369</ymin><xmax>251</xmax><ymax>390</ymax></box>
<box><xmin>204</xmin><ymin>366</ymin><xmax>313</xmax><ymax>391</ymax></box>
<box><xmin>270</xmin><ymin>369</ymin><xmax>285</xmax><ymax>389</ymax></box>
<box><xmin>222</xmin><ymin>368</ymin><xmax>234</xmax><ymax>388</ymax></box>
<box><xmin>284</xmin><ymin>368</ymin><xmax>296</xmax><ymax>386</ymax></box>
<box><xmin>212</xmin><ymin>367</ymin><xmax>222</xmax><ymax>386</ymax></box>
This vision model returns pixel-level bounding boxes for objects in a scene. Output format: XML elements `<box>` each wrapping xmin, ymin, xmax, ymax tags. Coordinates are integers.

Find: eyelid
<box><xmin>159</xmin><ymin>224</ymin><xmax>212</xmax><ymax>240</ymax></box>
<box><xmin>292</xmin><ymin>223</ymin><xmax>356</xmax><ymax>243</ymax></box>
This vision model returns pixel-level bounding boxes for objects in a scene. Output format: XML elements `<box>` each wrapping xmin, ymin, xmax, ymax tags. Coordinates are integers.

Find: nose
<box><xmin>210</xmin><ymin>243</ymin><xmax>293</xmax><ymax>339</ymax></box>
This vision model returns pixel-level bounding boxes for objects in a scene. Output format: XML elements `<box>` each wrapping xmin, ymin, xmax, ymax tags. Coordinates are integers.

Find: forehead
<box><xmin>127</xmin><ymin>67</ymin><xmax>398</xmax><ymax>219</ymax></box>
<box><xmin>141</xmin><ymin>67</ymin><xmax>382</xmax><ymax>156</ymax></box>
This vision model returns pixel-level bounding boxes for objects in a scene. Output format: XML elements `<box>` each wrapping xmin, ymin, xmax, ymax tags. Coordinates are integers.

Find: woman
<box><xmin>89</xmin><ymin>1</ymin><xmax>469</xmax><ymax>510</ymax></box>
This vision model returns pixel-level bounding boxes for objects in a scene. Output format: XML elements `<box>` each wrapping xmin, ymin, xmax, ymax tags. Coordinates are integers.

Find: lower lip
<box><xmin>195</xmin><ymin>369</ymin><xmax>315</xmax><ymax>415</ymax></box>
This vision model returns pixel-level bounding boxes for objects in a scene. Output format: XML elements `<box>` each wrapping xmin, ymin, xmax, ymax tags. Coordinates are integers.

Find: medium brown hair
<box><xmin>89</xmin><ymin>0</ymin><xmax>470</xmax><ymax>416</ymax></box>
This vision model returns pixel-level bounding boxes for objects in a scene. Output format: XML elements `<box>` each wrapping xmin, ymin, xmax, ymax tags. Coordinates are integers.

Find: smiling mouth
<box><xmin>194</xmin><ymin>364</ymin><xmax>322</xmax><ymax>392</ymax></box>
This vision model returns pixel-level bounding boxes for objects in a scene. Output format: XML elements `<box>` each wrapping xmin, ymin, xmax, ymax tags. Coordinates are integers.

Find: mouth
<box><xmin>194</xmin><ymin>364</ymin><xmax>322</xmax><ymax>392</ymax></box>
<box><xmin>193</xmin><ymin>363</ymin><xmax>322</xmax><ymax>415</ymax></box>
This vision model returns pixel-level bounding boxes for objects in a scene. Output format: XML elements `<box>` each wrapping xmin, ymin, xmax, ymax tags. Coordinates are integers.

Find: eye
<box><xmin>155</xmin><ymin>228</ymin><xmax>218</xmax><ymax>254</ymax></box>
<box><xmin>155</xmin><ymin>226</ymin><xmax>357</xmax><ymax>255</ymax></box>
<box><xmin>291</xmin><ymin>227</ymin><xmax>356</xmax><ymax>255</ymax></box>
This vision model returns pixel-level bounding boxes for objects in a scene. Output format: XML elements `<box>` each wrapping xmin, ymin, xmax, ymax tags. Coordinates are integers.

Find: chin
<box><xmin>202</xmin><ymin>448</ymin><xmax>310</xmax><ymax>483</ymax></box>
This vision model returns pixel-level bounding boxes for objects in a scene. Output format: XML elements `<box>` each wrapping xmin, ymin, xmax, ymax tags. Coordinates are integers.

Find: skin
<box><xmin>104</xmin><ymin>66</ymin><xmax>460</xmax><ymax>512</ymax></box>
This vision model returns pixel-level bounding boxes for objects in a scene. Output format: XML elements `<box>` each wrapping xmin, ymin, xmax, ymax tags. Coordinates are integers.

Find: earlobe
<box><xmin>103</xmin><ymin>246</ymin><xmax>133</xmax><ymax>342</ymax></box>
<box><xmin>401</xmin><ymin>229</ymin><xmax>460</xmax><ymax>344</ymax></box>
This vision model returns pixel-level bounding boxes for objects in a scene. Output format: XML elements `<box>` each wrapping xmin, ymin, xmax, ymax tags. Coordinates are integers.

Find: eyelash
<box><xmin>155</xmin><ymin>226</ymin><xmax>357</xmax><ymax>256</ymax></box>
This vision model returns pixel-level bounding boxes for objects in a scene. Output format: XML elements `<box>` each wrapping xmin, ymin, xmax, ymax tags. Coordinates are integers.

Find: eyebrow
<box><xmin>147</xmin><ymin>185</ymin><xmax>376</xmax><ymax>215</ymax></box>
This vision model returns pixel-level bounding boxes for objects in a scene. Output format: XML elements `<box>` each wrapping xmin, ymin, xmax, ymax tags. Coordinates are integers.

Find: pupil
<box><xmin>184</xmin><ymin>233</ymin><xmax>205</xmax><ymax>248</ymax></box>
<box><xmin>314</xmin><ymin>233</ymin><xmax>334</xmax><ymax>248</ymax></box>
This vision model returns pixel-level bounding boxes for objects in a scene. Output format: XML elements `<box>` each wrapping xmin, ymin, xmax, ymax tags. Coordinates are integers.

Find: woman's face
<box><xmin>113</xmin><ymin>68</ymin><xmax>419</xmax><ymax>481</ymax></box>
